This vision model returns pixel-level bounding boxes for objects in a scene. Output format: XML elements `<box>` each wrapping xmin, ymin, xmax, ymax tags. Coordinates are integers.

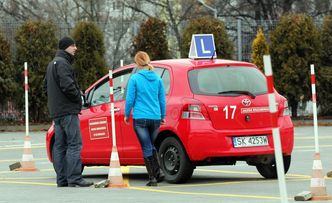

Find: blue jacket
<box><xmin>125</xmin><ymin>69</ymin><xmax>166</xmax><ymax>120</ymax></box>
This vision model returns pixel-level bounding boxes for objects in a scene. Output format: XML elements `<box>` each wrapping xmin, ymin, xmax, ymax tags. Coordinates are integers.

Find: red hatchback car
<box><xmin>46</xmin><ymin>58</ymin><xmax>294</xmax><ymax>183</ymax></box>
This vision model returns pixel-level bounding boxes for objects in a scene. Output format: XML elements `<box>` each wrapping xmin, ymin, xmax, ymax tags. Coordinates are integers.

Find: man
<box><xmin>44</xmin><ymin>36</ymin><xmax>93</xmax><ymax>187</ymax></box>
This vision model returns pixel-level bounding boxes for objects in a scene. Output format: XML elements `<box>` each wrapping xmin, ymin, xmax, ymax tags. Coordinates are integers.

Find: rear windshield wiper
<box><xmin>217</xmin><ymin>90</ymin><xmax>256</xmax><ymax>99</ymax></box>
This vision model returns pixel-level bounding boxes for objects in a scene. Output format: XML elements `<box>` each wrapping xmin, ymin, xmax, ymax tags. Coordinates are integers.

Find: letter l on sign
<box><xmin>201</xmin><ymin>39</ymin><xmax>211</xmax><ymax>54</ymax></box>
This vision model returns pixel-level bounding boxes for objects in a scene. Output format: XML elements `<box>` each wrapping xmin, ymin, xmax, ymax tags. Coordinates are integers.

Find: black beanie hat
<box><xmin>59</xmin><ymin>36</ymin><xmax>75</xmax><ymax>50</ymax></box>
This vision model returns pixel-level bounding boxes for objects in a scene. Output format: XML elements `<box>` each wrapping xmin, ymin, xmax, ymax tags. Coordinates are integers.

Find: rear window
<box><xmin>188</xmin><ymin>66</ymin><xmax>267</xmax><ymax>96</ymax></box>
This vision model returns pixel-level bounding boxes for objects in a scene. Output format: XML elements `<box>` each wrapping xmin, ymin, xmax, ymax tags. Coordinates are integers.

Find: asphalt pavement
<box><xmin>0</xmin><ymin>126</ymin><xmax>332</xmax><ymax>203</ymax></box>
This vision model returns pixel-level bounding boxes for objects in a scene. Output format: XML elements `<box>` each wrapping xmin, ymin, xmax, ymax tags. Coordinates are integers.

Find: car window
<box><xmin>90</xmin><ymin>82</ymin><xmax>109</xmax><ymax>106</ymax></box>
<box><xmin>113</xmin><ymin>70</ymin><xmax>132</xmax><ymax>101</ymax></box>
<box><xmin>160</xmin><ymin>69</ymin><xmax>170</xmax><ymax>94</ymax></box>
<box><xmin>188</xmin><ymin>66</ymin><xmax>267</xmax><ymax>96</ymax></box>
<box><xmin>89</xmin><ymin>69</ymin><xmax>133</xmax><ymax>106</ymax></box>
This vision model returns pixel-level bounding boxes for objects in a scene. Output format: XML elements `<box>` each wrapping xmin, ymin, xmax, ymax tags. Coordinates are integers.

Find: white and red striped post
<box><xmin>263</xmin><ymin>55</ymin><xmax>288</xmax><ymax>203</ymax></box>
<box><xmin>109</xmin><ymin>70</ymin><xmax>117</xmax><ymax>147</ymax></box>
<box><xmin>16</xmin><ymin>62</ymin><xmax>38</xmax><ymax>171</ymax></box>
<box><xmin>308</xmin><ymin>64</ymin><xmax>331</xmax><ymax>200</ymax></box>
<box><xmin>24</xmin><ymin>62</ymin><xmax>29</xmax><ymax>135</ymax></box>
<box><xmin>310</xmin><ymin>64</ymin><xmax>319</xmax><ymax>153</ymax></box>
<box><xmin>107</xmin><ymin>69</ymin><xmax>126</xmax><ymax>188</ymax></box>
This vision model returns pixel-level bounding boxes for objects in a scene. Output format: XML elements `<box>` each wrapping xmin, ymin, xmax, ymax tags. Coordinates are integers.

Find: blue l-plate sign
<box><xmin>189</xmin><ymin>34</ymin><xmax>217</xmax><ymax>59</ymax></box>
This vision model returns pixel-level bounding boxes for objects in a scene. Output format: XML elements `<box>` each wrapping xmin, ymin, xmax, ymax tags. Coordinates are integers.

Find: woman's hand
<box><xmin>124</xmin><ymin>116</ymin><xmax>130</xmax><ymax>125</ymax></box>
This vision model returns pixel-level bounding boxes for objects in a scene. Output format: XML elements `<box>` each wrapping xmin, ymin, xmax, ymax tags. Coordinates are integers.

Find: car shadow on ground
<box><xmin>82</xmin><ymin>173</ymin><xmax>267</xmax><ymax>186</ymax></box>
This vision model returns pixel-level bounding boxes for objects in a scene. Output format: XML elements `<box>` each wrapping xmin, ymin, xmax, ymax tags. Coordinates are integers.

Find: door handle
<box><xmin>113</xmin><ymin>107</ymin><xmax>120</xmax><ymax>112</ymax></box>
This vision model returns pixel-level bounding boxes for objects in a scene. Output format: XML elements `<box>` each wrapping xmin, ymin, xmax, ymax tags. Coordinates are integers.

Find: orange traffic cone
<box><xmin>16</xmin><ymin>135</ymin><xmax>38</xmax><ymax>171</ymax></box>
<box><xmin>310</xmin><ymin>153</ymin><xmax>332</xmax><ymax>201</ymax></box>
<box><xmin>107</xmin><ymin>146</ymin><xmax>127</xmax><ymax>188</ymax></box>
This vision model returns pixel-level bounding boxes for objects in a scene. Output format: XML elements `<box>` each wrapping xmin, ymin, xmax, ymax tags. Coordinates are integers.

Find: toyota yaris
<box><xmin>46</xmin><ymin>58</ymin><xmax>294</xmax><ymax>183</ymax></box>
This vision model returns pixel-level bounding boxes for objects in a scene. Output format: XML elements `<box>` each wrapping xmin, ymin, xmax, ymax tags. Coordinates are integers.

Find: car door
<box><xmin>79</xmin><ymin>68</ymin><xmax>132</xmax><ymax>165</ymax></box>
<box><xmin>120</xmin><ymin>67</ymin><xmax>171</xmax><ymax>164</ymax></box>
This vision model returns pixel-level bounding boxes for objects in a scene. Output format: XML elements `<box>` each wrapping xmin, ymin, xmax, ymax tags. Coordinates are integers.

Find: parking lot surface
<box><xmin>1</xmin><ymin>126</ymin><xmax>332</xmax><ymax>203</ymax></box>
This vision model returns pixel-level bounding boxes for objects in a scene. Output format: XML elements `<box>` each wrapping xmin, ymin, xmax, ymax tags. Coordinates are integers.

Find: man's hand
<box><xmin>160</xmin><ymin>118</ymin><xmax>166</xmax><ymax>125</ymax></box>
<box><xmin>124</xmin><ymin>116</ymin><xmax>130</xmax><ymax>125</ymax></box>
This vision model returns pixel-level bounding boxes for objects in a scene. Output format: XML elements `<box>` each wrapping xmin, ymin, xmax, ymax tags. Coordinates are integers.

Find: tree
<box><xmin>124</xmin><ymin>0</ymin><xmax>201</xmax><ymax>58</ymax></box>
<box><xmin>15</xmin><ymin>20</ymin><xmax>57</xmax><ymax>122</ymax></box>
<box><xmin>251</xmin><ymin>28</ymin><xmax>269</xmax><ymax>71</ymax></box>
<box><xmin>71</xmin><ymin>21</ymin><xmax>107</xmax><ymax>90</ymax></box>
<box><xmin>270</xmin><ymin>14</ymin><xmax>321</xmax><ymax>117</ymax></box>
<box><xmin>321</xmin><ymin>15</ymin><xmax>332</xmax><ymax>66</ymax></box>
<box><xmin>316</xmin><ymin>67</ymin><xmax>332</xmax><ymax>116</ymax></box>
<box><xmin>181</xmin><ymin>16</ymin><xmax>234</xmax><ymax>59</ymax></box>
<box><xmin>132</xmin><ymin>17</ymin><xmax>170</xmax><ymax>60</ymax></box>
<box><xmin>0</xmin><ymin>30</ymin><xmax>17</xmax><ymax>108</ymax></box>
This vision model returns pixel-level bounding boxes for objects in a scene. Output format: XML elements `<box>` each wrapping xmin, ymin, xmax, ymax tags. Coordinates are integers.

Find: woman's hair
<box><xmin>134</xmin><ymin>51</ymin><xmax>154</xmax><ymax>70</ymax></box>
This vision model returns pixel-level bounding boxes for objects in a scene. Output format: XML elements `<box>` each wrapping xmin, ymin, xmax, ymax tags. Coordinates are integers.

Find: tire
<box><xmin>256</xmin><ymin>155</ymin><xmax>291</xmax><ymax>179</ymax></box>
<box><xmin>159</xmin><ymin>137</ymin><xmax>194</xmax><ymax>183</ymax></box>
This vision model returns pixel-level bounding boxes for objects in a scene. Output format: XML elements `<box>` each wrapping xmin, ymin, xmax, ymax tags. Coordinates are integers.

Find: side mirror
<box><xmin>81</xmin><ymin>92</ymin><xmax>90</xmax><ymax>108</ymax></box>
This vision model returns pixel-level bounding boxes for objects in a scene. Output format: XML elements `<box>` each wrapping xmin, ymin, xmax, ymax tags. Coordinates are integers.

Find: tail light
<box><xmin>278</xmin><ymin>100</ymin><xmax>290</xmax><ymax>117</ymax></box>
<box><xmin>181</xmin><ymin>98</ymin><xmax>210</xmax><ymax>120</ymax></box>
<box><xmin>282</xmin><ymin>100</ymin><xmax>290</xmax><ymax>116</ymax></box>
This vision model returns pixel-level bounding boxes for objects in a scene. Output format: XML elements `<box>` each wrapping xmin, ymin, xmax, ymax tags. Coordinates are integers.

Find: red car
<box><xmin>46</xmin><ymin>58</ymin><xmax>294</xmax><ymax>183</ymax></box>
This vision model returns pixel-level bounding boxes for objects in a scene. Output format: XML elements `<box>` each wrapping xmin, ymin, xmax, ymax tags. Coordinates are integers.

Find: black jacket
<box><xmin>44</xmin><ymin>50</ymin><xmax>82</xmax><ymax>118</ymax></box>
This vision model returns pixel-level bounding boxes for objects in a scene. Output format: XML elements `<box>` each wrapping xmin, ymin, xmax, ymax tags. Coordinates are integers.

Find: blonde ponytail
<box><xmin>134</xmin><ymin>51</ymin><xmax>153</xmax><ymax>70</ymax></box>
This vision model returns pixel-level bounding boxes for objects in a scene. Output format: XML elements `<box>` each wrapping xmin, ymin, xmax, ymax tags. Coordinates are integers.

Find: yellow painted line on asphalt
<box><xmin>129</xmin><ymin>186</ymin><xmax>286</xmax><ymax>200</ymax></box>
<box><xmin>122</xmin><ymin>166</ymin><xmax>130</xmax><ymax>187</ymax></box>
<box><xmin>195</xmin><ymin>168</ymin><xmax>310</xmax><ymax>179</ymax></box>
<box><xmin>159</xmin><ymin>176</ymin><xmax>311</xmax><ymax>189</ymax></box>
<box><xmin>0</xmin><ymin>180</ymin><xmax>55</xmax><ymax>186</ymax></box>
<box><xmin>196</xmin><ymin>168</ymin><xmax>258</xmax><ymax>175</ymax></box>
<box><xmin>0</xmin><ymin>177</ymin><xmax>53</xmax><ymax>180</ymax></box>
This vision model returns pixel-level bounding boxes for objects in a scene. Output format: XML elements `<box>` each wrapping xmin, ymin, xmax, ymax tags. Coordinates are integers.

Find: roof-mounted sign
<box><xmin>189</xmin><ymin>34</ymin><xmax>217</xmax><ymax>59</ymax></box>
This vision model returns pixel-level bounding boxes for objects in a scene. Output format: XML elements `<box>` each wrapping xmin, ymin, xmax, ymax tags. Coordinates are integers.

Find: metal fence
<box><xmin>0</xmin><ymin>19</ymin><xmax>279</xmax><ymax>63</ymax></box>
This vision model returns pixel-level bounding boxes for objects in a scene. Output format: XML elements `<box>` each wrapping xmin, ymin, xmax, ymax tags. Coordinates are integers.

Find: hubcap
<box><xmin>163</xmin><ymin>146</ymin><xmax>179</xmax><ymax>175</ymax></box>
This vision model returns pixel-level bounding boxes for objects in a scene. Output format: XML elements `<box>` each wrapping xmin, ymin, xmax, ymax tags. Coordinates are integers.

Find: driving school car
<box><xmin>46</xmin><ymin>57</ymin><xmax>294</xmax><ymax>183</ymax></box>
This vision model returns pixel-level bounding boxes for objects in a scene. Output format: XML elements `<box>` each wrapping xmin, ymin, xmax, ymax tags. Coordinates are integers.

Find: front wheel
<box><xmin>256</xmin><ymin>155</ymin><xmax>291</xmax><ymax>179</ymax></box>
<box><xmin>159</xmin><ymin>137</ymin><xmax>194</xmax><ymax>183</ymax></box>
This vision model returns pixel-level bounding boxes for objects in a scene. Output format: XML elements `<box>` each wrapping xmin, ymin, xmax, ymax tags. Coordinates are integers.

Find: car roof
<box><xmin>151</xmin><ymin>58</ymin><xmax>257</xmax><ymax>70</ymax></box>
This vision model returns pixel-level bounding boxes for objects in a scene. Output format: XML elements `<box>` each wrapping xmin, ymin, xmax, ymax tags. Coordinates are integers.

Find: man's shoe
<box><xmin>68</xmin><ymin>179</ymin><xmax>94</xmax><ymax>187</ymax></box>
<box><xmin>57</xmin><ymin>183</ymin><xmax>68</xmax><ymax>187</ymax></box>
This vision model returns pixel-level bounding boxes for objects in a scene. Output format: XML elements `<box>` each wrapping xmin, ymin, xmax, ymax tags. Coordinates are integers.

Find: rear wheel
<box><xmin>256</xmin><ymin>155</ymin><xmax>291</xmax><ymax>179</ymax></box>
<box><xmin>159</xmin><ymin>137</ymin><xmax>194</xmax><ymax>183</ymax></box>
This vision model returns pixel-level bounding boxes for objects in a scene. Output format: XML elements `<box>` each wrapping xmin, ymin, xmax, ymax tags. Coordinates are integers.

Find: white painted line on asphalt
<box><xmin>0</xmin><ymin>145</ymin><xmax>45</xmax><ymax>151</ymax></box>
<box><xmin>294</xmin><ymin>144</ymin><xmax>332</xmax><ymax>149</ymax></box>
<box><xmin>0</xmin><ymin>143</ymin><xmax>44</xmax><ymax>147</ymax></box>
<box><xmin>0</xmin><ymin>140</ymin><xmax>22</xmax><ymax>143</ymax></box>
<box><xmin>0</xmin><ymin>158</ymin><xmax>47</xmax><ymax>163</ymax></box>
<box><xmin>295</xmin><ymin>135</ymin><xmax>332</xmax><ymax>140</ymax></box>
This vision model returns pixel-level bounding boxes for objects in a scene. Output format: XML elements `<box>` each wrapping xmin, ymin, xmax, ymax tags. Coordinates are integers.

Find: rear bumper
<box><xmin>181</xmin><ymin>116</ymin><xmax>294</xmax><ymax>161</ymax></box>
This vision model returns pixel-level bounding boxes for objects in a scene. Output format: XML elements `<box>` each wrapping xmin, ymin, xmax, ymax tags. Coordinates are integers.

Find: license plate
<box><xmin>233</xmin><ymin>135</ymin><xmax>268</xmax><ymax>148</ymax></box>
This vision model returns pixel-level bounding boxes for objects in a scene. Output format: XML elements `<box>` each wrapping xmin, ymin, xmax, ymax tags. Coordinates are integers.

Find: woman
<box><xmin>124</xmin><ymin>51</ymin><xmax>166</xmax><ymax>186</ymax></box>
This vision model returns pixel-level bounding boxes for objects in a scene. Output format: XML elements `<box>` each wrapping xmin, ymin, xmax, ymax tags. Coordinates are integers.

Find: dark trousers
<box><xmin>133</xmin><ymin>119</ymin><xmax>160</xmax><ymax>158</ymax></box>
<box><xmin>53</xmin><ymin>114</ymin><xmax>82</xmax><ymax>185</ymax></box>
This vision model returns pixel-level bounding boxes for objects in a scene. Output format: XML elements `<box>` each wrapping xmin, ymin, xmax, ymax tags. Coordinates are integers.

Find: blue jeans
<box><xmin>133</xmin><ymin>119</ymin><xmax>160</xmax><ymax>158</ymax></box>
<box><xmin>53</xmin><ymin>114</ymin><xmax>82</xmax><ymax>185</ymax></box>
